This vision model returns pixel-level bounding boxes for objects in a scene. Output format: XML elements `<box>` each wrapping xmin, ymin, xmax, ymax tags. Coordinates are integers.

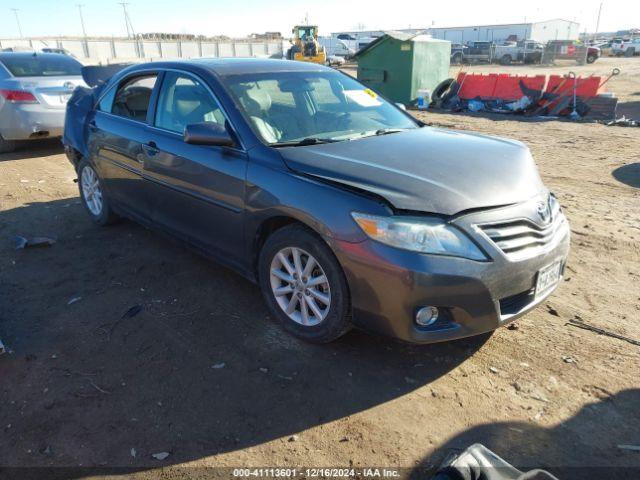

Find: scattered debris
<box><xmin>604</xmin><ymin>116</ymin><xmax>639</xmax><ymax>127</ymax></box>
<box><xmin>14</xmin><ymin>235</ymin><xmax>56</xmax><ymax>250</ymax></box>
<box><xmin>562</xmin><ymin>355</ymin><xmax>575</xmax><ymax>364</ymax></box>
<box><xmin>507</xmin><ymin>322</ymin><xmax>519</xmax><ymax>331</ymax></box>
<box><xmin>67</xmin><ymin>296</ymin><xmax>82</xmax><ymax>306</ymax></box>
<box><xmin>211</xmin><ymin>362</ymin><xmax>226</xmax><ymax>369</ymax></box>
<box><xmin>404</xmin><ymin>376</ymin><xmax>416</xmax><ymax>384</ymax></box>
<box><xmin>88</xmin><ymin>379</ymin><xmax>111</xmax><ymax>395</ymax></box>
<box><xmin>617</xmin><ymin>445</ymin><xmax>640</xmax><ymax>452</ymax></box>
<box><xmin>151</xmin><ymin>451</ymin><xmax>170</xmax><ymax>460</ymax></box>
<box><xmin>259</xmin><ymin>367</ymin><xmax>268</xmax><ymax>373</ymax></box>
<box><xmin>130</xmin><ymin>448</ymin><xmax>137</xmax><ymax>458</ymax></box>
<box><xmin>277</xmin><ymin>374</ymin><xmax>293</xmax><ymax>381</ymax></box>
<box><xmin>288</xmin><ymin>435</ymin><xmax>298</xmax><ymax>442</ymax></box>
<box><xmin>489</xmin><ymin>367</ymin><xmax>499</xmax><ymax>374</ymax></box>
<box><xmin>40</xmin><ymin>445</ymin><xmax>53</xmax><ymax>456</ymax></box>
<box><xmin>547</xmin><ymin>306</ymin><xmax>560</xmax><ymax>317</ymax></box>
<box><xmin>567</xmin><ymin>319</ymin><xmax>640</xmax><ymax>347</ymax></box>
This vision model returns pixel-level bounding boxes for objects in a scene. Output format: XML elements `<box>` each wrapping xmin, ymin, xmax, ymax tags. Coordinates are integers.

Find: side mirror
<box><xmin>184</xmin><ymin>122</ymin><xmax>234</xmax><ymax>147</ymax></box>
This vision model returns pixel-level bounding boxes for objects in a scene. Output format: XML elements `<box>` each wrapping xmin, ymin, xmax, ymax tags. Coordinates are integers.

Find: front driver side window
<box><xmin>155</xmin><ymin>72</ymin><xmax>225</xmax><ymax>134</ymax></box>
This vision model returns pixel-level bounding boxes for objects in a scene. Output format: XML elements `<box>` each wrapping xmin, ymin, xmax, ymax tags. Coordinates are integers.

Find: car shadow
<box><xmin>0</xmin><ymin>197</ymin><xmax>491</xmax><ymax>474</ymax></box>
<box><xmin>612</xmin><ymin>163</ymin><xmax>640</xmax><ymax>188</ymax></box>
<box><xmin>408</xmin><ymin>389</ymin><xmax>640</xmax><ymax>480</ymax></box>
<box><xmin>0</xmin><ymin>138</ymin><xmax>64</xmax><ymax>161</ymax></box>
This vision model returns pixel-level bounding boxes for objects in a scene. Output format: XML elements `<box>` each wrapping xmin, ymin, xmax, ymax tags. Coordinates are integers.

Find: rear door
<box><xmin>143</xmin><ymin>70</ymin><xmax>248</xmax><ymax>265</ymax></box>
<box><xmin>90</xmin><ymin>73</ymin><xmax>159</xmax><ymax>221</ymax></box>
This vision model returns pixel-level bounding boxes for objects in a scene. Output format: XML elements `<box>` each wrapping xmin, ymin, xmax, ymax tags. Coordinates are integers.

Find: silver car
<box><xmin>0</xmin><ymin>52</ymin><xmax>85</xmax><ymax>153</ymax></box>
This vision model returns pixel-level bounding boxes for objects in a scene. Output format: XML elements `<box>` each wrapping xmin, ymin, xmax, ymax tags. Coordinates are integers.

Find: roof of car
<box><xmin>0</xmin><ymin>51</ymin><xmax>71</xmax><ymax>60</ymax></box>
<box><xmin>130</xmin><ymin>58</ymin><xmax>332</xmax><ymax>77</ymax></box>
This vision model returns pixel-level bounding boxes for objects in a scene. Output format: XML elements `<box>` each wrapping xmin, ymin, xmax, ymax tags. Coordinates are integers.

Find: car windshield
<box><xmin>0</xmin><ymin>54</ymin><xmax>82</xmax><ymax>77</ymax></box>
<box><xmin>223</xmin><ymin>71</ymin><xmax>418</xmax><ymax>145</ymax></box>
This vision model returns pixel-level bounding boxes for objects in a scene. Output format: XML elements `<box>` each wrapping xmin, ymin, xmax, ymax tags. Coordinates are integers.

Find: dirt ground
<box><xmin>0</xmin><ymin>57</ymin><xmax>639</xmax><ymax>479</ymax></box>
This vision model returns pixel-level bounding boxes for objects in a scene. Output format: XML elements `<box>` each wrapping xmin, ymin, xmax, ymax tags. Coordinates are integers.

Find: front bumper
<box><xmin>331</xmin><ymin>199</ymin><xmax>571</xmax><ymax>344</ymax></box>
<box><xmin>0</xmin><ymin>103</ymin><xmax>65</xmax><ymax>140</ymax></box>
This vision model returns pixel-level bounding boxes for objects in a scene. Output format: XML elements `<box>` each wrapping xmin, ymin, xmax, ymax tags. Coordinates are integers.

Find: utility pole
<box><xmin>77</xmin><ymin>4</ymin><xmax>89</xmax><ymax>58</ymax></box>
<box><xmin>77</xmin><ymin>4</ymin><xmax>87</xmax><ymax>38</ymax></box>
<box><xmin>595</xmin><ymin>1</ymin><xmax>603</xmax><ymax>38</ymax></box>
<box><xmin>11</xmin><ymin>8</ymin><xmax>23</xmax><ymax>38</ymax></box>
<box><xmin>119</xmin><ymin>2</ymin><xmax>133</xmax><ymax>38</ymax></box>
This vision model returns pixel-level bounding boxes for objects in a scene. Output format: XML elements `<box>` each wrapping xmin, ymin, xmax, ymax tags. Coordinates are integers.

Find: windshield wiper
<box><xmin>271</xmin><ymin>137</ymin><xmax>340</xmax><ymax>148</ymax></box>
<box><xmin>374</xmin><ymin>128</ymin><xmax>410</xmax><ymax>136</ymax></box>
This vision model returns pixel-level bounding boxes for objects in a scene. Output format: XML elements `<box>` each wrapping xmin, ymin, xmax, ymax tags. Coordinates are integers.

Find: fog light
<box><xmin>416</xmin><ymin>306</ymin><xmax>439</xmax><ymax>327</ymax></box>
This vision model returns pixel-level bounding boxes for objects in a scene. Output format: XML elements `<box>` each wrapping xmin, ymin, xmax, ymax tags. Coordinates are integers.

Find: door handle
<box><xmin>142</xmin><ymin>141</ymin><xmax>159</xmax><ymax>157</ymax></box>
<box><xmin>88</xmin><ymin>120</ymin><xmax>98</xmax><ymax>132</ymax></box>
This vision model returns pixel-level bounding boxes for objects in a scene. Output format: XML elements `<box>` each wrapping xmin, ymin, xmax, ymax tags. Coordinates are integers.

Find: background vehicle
<box><xmin>318</xmin><ymin>37</ymin><xmax>355</xmax><ymax>59</ymax></box>
<box><xmin>64</xmin><ymin>59</ymin><xmax>569</xmax><ymax>345</ymax></box>
<box><xmin>544</xmin><ymin>40</ymin><xmax>600</xmax><ymax>64</ymax></box>
<box><xmin>450</xmin><ymin>43</ymin><xmax>466</xmax><ymax>65</ymax></box>
<box><xmin>0</xmin><ymin>52</ymin><xmax>85</xmax><ymax>153</ymax></box>
<box><xmin>287</xmin><ymin>25</ymin><xmax>326</xmax><ymax>64</ymax></box>
<box><xmin>464</xmin><ymin>41</ymin><xmax>494</xmax><ymax>63</ymax></box>
<box><xmin>614</xmin><ymin>38</ymin><xmax>640</xmax><ymax>57</ymax></box>
<box><xmin>41</xmin><ymin>47</ymin><xmax>77</xmax><ymax>58</ymax></box>
<box><xmin>494</xmin><ymin>40</ymin><xmax>544</xmax><ymax>65</ymax></box>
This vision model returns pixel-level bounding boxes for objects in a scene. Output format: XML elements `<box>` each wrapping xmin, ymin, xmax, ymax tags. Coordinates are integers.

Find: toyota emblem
<box><xmin>536</xmin><ymin>200</ymin><xmax>552</xmax><ymax>223</ymax></box>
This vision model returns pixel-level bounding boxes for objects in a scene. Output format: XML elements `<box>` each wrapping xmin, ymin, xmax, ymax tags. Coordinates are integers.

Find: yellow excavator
<box><xmin>287</xmin><ymin>25</ymin><xmax>326</xmax><ymax>64</ymax></box>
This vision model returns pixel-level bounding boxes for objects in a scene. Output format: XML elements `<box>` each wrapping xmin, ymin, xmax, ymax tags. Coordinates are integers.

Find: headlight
<box><xmin>351</xmin><ymin>212</ymin><xmax>487</xmax><ymax>261</ymax></box>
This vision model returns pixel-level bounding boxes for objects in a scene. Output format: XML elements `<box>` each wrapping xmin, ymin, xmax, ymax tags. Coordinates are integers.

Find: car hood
<box><xmin>278</xmin><ymin>127</ymin><xmax>546</xmax><ymax>215</ymax></box>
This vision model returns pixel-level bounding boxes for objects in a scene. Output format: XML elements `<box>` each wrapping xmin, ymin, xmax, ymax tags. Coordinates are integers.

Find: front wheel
<box><xmin>78</xmin><ymin>160</ymin><xmax>118</xmax><ymax>226</ymax></box>
<box><xmin>586</xmin><ymin>54</ymin><xmax>597</xmax><ymax>64</ymax></box>
<box><xmin>259</xmin><ymin>225</ymin><xmax>351</xmax><ymax>343</ymax></box>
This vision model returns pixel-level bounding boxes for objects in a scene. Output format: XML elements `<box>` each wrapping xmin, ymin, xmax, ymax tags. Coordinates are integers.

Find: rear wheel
<box><xmin>0</xmin><ymin>135</ymin><xmax>16</xmax><ymax>154</ymax></box>
<box><xmin>78</xmin><ymin>160</ymin><xmax>118</xmax><ymax>226</ymax></box>
<box><xmin>625</xmin><ymin>48</ymin><xmax>636</xmax><ymax>58</ymax></box>
<box><xmin>500</xmin><ymin>54</ymin><xmax>512</xmax><ymax>65</ymax></box>
<box><xmin>259</xmin><ymin>224</ymin><xmax>351</xmax><ymax>343</ymax></box>
<box><xmin>586</xmin><ymin>54</ymin><xmax>597</xmax><ymax>64</ymax></box>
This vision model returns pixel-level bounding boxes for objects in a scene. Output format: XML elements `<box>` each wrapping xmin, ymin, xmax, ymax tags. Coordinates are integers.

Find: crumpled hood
<box><xmin>278</xmin><ymin>127</ymin><xmax>546</xmax><ymax>215</ymax></box>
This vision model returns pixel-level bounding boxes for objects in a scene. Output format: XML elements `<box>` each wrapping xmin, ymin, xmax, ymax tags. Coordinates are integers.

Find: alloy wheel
<box><xmin>81</xmin><ymin>166</ymin><xmax>103</xmax><ymax>216</ymax></box>
<box><xmin>269</xmin><ymin>247</ymin><xmax>331</xmax><ymax>326</ymax></box>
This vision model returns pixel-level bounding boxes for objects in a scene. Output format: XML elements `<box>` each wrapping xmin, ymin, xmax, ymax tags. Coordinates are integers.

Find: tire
<box><xmin>431</xmin><ymin>78</ymin><xmax>455</xmax><ymax>107</ymax></box>
<box><xmin>258</xmin><ymin>224</ymin><xmax>351</xmax><ymax>343</ymax></box>
<box><xmin>500</xmin><ymin>55</ymin><xmax>512</xmax><ymax>65</ymax></box>
<box><xmin>77</xmin><ymin>160</ymin><xmax>118</xmax><ymax>226</ymax></box>
<box><xmin>451</xmin><ymin>53</ymin><xmax>463</xmax><ymax>65</ymax></box>
<box><xmin>586</xmin><ymin>54</ymin><xmax>597</xmax><ymax>64</ymax></box>
<box><xmin>625</xmin><ymin>48</ymin><xmax>635</xmax><ymax>58</ymax></box>
<box><xmin>0</xmin><ymin>134</ymin><xmax>16</xmax><ymax>154</ymax></box>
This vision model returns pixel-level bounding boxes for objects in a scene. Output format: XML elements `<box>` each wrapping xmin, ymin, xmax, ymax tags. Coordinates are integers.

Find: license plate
<box><xmin>535</xmin><ymin>260</ymin><xmax>562</xmax><ymax>299</ymax></box>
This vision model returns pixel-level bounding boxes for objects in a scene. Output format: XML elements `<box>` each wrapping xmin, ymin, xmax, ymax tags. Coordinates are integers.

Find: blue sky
<box><xmin>1</xmin><ymin>0</ymin><xmax>636</xmax><ymax>38</ymax></box>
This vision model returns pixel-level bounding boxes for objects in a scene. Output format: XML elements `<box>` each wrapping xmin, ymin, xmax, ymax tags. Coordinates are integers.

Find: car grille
<box><xmin>478</xmin><ymin>213</ymin><xmax>567</xmax><ymax>259</ymax></box>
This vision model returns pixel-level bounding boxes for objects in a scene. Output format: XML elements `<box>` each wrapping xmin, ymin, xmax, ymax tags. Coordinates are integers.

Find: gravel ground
<box><xmin>0</xmin><ymin>57</ymin><xmax>638</xmax><ymax>479</ymax></box>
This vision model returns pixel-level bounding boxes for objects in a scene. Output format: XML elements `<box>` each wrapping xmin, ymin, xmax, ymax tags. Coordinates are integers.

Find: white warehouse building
<box><xmin>333</xmin><ymin>19</ymin><xmax>580</xmax><ymax>46</ymax></box>
<box><xmin>428</xmin><ymin>19</ymin><xmax>580</xmax><ymax>44</ymax></box>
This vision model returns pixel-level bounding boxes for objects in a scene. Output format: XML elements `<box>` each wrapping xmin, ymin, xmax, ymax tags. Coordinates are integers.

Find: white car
<box><xmin>613</xmin><ymin>38</ymin><xmax>640</xmax><ymax>57</ymax></box>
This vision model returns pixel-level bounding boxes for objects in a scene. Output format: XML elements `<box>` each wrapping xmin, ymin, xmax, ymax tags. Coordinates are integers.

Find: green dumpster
<box><xmin>355</xmin><ymin>32</ymin><xmax>451</xmax><ymax>106</ymax></box>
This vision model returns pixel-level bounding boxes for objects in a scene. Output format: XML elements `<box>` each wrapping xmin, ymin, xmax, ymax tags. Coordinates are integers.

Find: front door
<box><xmin>142</xmin><ymin>71</ymin><xmax>247</xmax><ymax>266</ymax></box>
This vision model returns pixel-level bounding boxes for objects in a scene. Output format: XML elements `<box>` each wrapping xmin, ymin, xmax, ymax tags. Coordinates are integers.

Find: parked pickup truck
<box><xmin>493</xmin><ymin>40</ymin><xmax>544</xmax><ymax>65</ymax></box>
<box><xmin>613</xmin><ymin>38</ymin><xmax>640</xmax><ymax>57</ymax></box>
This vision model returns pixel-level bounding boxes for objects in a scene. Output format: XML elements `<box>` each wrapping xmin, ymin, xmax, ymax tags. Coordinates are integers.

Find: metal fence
<box><xmin>0</xmin><ymin>37</ymin><xmax>286</xmax><ymax>64</ymax></box>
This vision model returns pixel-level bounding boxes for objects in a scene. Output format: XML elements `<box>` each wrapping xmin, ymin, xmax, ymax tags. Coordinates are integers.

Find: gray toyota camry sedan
<box><xmin>63</xmin><ymin>58</ymin><xmax>570</xmax><ymax>344</ymax></box>
<box><xmin>0</xmin><ymin>52</ymin><xmax>85</xmax><ymax>152</ymax></box>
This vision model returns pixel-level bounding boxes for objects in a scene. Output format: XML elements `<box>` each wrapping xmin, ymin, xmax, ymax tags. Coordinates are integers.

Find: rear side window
<box><xmin>0</xmin><ymin>54</ymin><xmax>82</xmax><ymax>77</ymax></box>
<box><xmin>111</xmin><ymin>75</ymin><xmax>157</xmax><ymax>122</ymax></box>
